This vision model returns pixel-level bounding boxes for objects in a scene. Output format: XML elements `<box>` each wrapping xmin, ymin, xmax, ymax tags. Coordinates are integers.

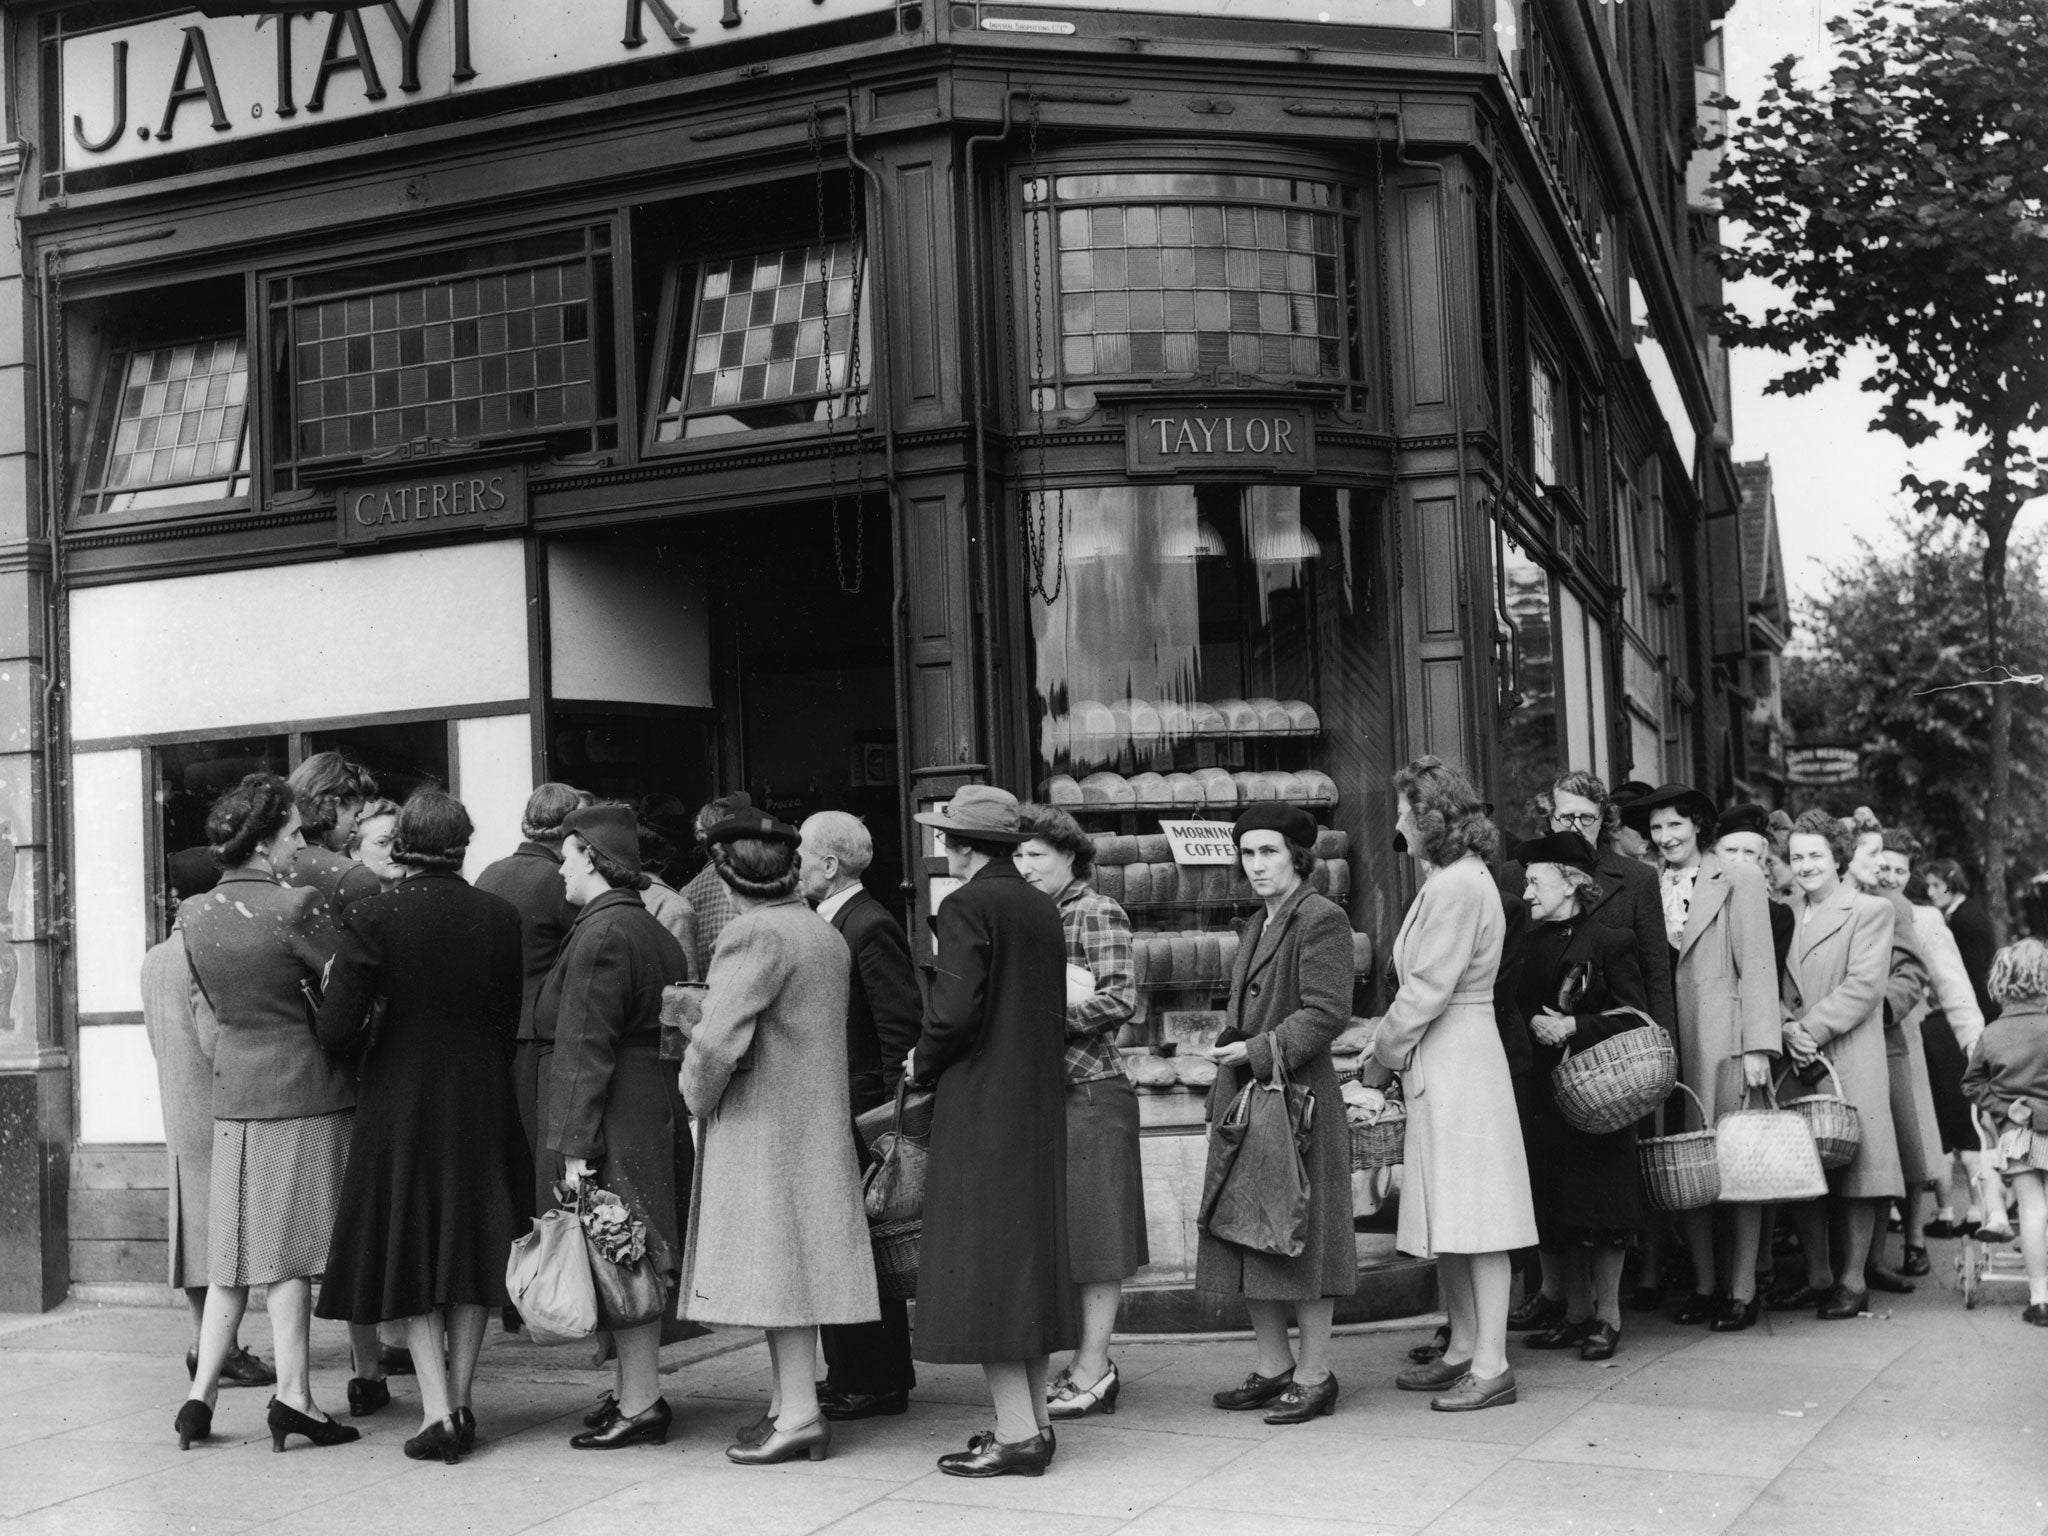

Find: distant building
<box><xmin>1719</xmin><ymin>459</ymin><xmax>1794</xmax><ymax>806</ymax></box>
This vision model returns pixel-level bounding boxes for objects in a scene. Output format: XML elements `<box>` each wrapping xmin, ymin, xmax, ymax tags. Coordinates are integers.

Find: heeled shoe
<box><xmin>173</xmin><ymin>1400</ymin><xmax>212</xmax><ymax>1451</ymax></box>
<box><xmin>1408</xmin><ymin>1324</ymin><xmax>1451</xmax><ymax>1363</ymax></box>
<box><xmin>1523</xmin><ymin>1319</ymin><xmax>1595</xmax><ymax>1350</ymax></box>
<box><xmin>937</xmin><ymin>1429</ymin><xmax>1052</xmax><ymax>1478</ymax></box>
<box><xmin>188</xmin><ymin>1345</ymin><xmax>275</xmax><ymax>1388</ymax></box>
<box><xmin>267</xmin><ymin>1398</ymin><xmax>361</xmax><ymax>1452</ymax></box>
<box><xmin>346</xmin><ymin>1377</ymin><xmax>390</xmax><ymax>1417</ymax></box>
<box><xmin>1212</xmin><ymin>1366</ymin><xmax>1294</xmax><ymax>1410</ymax></box>
<box><xmin>584</xmin><ymin>1391</ymin><xmax>621</xmax><ymax>1430</ymax></box>
<box><xmin>569</xmin><ymin>1396</ymin><xmax>670</xmax><ymax>1449</ymax></box>
<box><xmin>404</xmin><ymin>1418</ymin><xmax>462</xmax><ymax>1465</ymax></box>
<box><xmin>1710</xmin><ymin>1295</ymin><xmax>1762</xmax><ymax>1333</ymax></box>
<box><xmin>734</xmin><ymin>1412</ymin><xmax>774</xmax><ymax>1448</ymax></box>
<box><xmin>1506</xmin><ymin>1292</ymin><xmax>1567</xmax><ymax>1331</ymax></box>
<box><xmin>1396</xmin><ymin>1356</ymin><xmax>1472</xmax><ymax>1391</ymax></box>
<box><xmin>1047</xmin><ymin>1361</ymin><xmax>1119</xmax><ymax>1420</ymax></box>
<box><xmin>1430</xmin><ymin>1367</ymin><xmax>1518</xmax><ymax>1412</ymax></box>
<box><xmin>453</xmin><ymin>1407</ymin><xmax>476</xmax><ymax>1454</ymax></box>
<box><xmin>726</xmin><ymin>1415</ymin><xmax>830</xmax><ymax>1465</ymax></box>
<box><xmin>1817</xmin><ymin>1284</ymin><xmax>1869</xmax><ymax>1320</ymax></box>
<box><xmin>1766</xmin><ymin>1282</ymin><xmax>1829</xmax><ymax>1311</ymax></box>
<box><xmin>1263</xmin><ymin>1372</ymin><xmax>1337</xmax><ymax>1424</ymax></box>
<box><xmin>1578</xmin><ymin>1322</ymin><xmax>1621</xmax><ymax>1362</ymax></box>
<box><xmin>1672</xmin><ymin>1292</ymin><xmax>1722</xmax><ymax>1325</ymax></box>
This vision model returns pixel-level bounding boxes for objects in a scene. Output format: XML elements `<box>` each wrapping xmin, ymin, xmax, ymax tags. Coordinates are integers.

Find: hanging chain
<box><xmin>1019</xmin><ymin>99</ymin><xmax>1066</xmax><ymax>605</ymax></box>
<box><xmin>811</xmin><ymin>107</ymin><xmax>864</xmax><ymax>595</ymax></box>
<box><xmin>840</xmin><ymin>125</ymin><xmax>866</xmax><ymax>595</ymax></box>
<box><xmin>1373</xmin><ymin>116</ymin><xmax>1397</xmax><ymax>437</ymax></box>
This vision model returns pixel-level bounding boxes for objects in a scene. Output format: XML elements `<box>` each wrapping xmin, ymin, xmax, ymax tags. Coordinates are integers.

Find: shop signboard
<box><xmin>56</xmin><ymin>0</ymin><xmax>897</xmax><ymax>170</ymax></box>
<box><xmin>1127</xmin><ymin>402</ymin><xmax>1315</xmax><ymax>478</ymax></box>
<box><xmin>1158</xmin><ymin>819</ymin><xmax>1239</xmax><ymax>866</ymax></box>
<box><xmin>1785</xmin><ymin>745</ymin><xmax>1862</xmax><ymax>786</ymax></box>
<box><xmin>337</xmin><ymin>459</ymin><xmax>528</xmax><ymax>547</ymax></box>
<box><xmin>976</xmin><ymin>0</ymin><xmax>1453</xmax><ymax>27</ymax></box>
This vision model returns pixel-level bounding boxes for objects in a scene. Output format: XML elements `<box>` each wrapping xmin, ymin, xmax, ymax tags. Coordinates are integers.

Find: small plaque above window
<box><xmin>1126</xmin><ymin>402</ymin><xmax>1314</xmax><ymax>477</ymax></box>
<box><xmin>337</xmin><ymin>462</ymin><xmax>528</xmax><ymax>548</ymax></box>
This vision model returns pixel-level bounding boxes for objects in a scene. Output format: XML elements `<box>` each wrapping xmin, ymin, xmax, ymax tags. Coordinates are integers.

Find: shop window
<box><xmin>646</xmin><ymin>239</ymin><xmax>870</xmax><ymax>441</ymax></box>
<box><xmin>1020</xmin><ymin>172</ymin><xmax>1359</xmax><ymax>410</ymax></box>
<box><xmin>305</xmin><ymin>720</ymin><xmax>451</xmax><ymax>809</ymax></box>
<box><xmin>1024</xmin><ymin>484</ymin><xmax>1394</xmax><ymax>1028</ymax></box>
<box><xmin>266</xmin><ymin>226</ymin><xmax>617</xmax><ymax>489</ymax></box>
<box><xmin>67</xmin><ymin>276</ymin><xmax>252</xmax><ymax>520</ymax></box>
<box><xmin>1495</xmin><ymin>527</ymin><xmax>1557</xmax><ymax>838</ymax></box>
<box><xmin>155</xmin><ymin>735</ymin><xmax>289</xmax><ymax>930</ymax></box>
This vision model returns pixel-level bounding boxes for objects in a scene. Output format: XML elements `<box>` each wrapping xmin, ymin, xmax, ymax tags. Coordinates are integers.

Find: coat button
<box><xmin>1249</xmin><ymin>984</ymin><xmax>1260</xmax><ymax>998</ymax></box>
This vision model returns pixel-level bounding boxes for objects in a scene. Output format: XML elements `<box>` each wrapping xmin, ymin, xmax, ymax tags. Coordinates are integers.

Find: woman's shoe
<box><xmin>1578</xmin><ymin>1323</ymin><xmax>1621</xmax><ymax>1362</ymax></box>
<box><xmin>1672</xmin><ymin>1292</ymin><xmax>1721</xmax><ymax>1326</ymax></box>
<box><xmin>570</xmin><ymin>1397</ymin><xmax>670</xmax><ymax>1449</ymax></box>
<box><xmin>1817</xmin><ymin>1285</ymin><xmax>1869</xmax><ymax>1320</ymax></box>
<box><xmin>937</xmin><ymin>1430</ymin><xmax>1053</xmax><ymax>1478</ymax></box>
<box><xmin>1263</xmin><ymin>1372</ymin><xmax>1338</xmax><ymax>1424</ymax></box>
<box><xmin>1864</xmin><ymin>1264</ymin><xmax>1916</xmax><ymax>1295</ymax></box>
<box><xmin>346</xmin><ymin>1377</ymin><xmax>390</xmax><ymax>1417</ymax></box>
<box><xmin>403</xmin><ymin>1418</ymin><xmax>461</xmax><ymax>1465</ymax></box>
<box><xmin>584</xmin><ymin>1392</ymin><xmax>621</xmax><ymax>1429</ymax></box>
<box><xmin>1396</xmin><ymin>1356</ymin><xmax>1472</xmax><ymax>1392</ymax></box>
<box><xmin>2021</xmin><ymin>1303</ymin><xmax>2048</xmax><ymax>1326</ymax></box>
<box><xmin>1923</xmin><ymin>1215</ymin><xmax>1968</xmax><ymax>1240</ymax></box>
<box><xmin>1408</xmin><ymin>1324</ymin><xmax>1451</xmax><ymax>1364</ymax></box>
<box><xmin>1710</xmin><ymin>1295</ymin><xmax>1762</xmax><ymax>1333</ymax></box>
<box><xmin>1976</xmin><ymin>1219</ymin><xmax>2015</xmax><ymax>1245</ymax></box>
<box><xmin>1212</xmin><ymin>1367</ymin><xmax>1294</xmax><ymax>1410</ymax></box>
<box><xmin>267</xmin><ymin>1398</ymin><xmax>362</xmax><ymax>1452</ymax></box>
<box><xmin>1523</xmin><ymin>1319</ymin><xmax>1595</xmax><ymax>1350</ymax></box>
<box><xmin>453</xmin><ymin>1407</ymin><xmax>476</xmax><ymax>1454</ymax></box>
<box><xmin>1900</xmin><ymin>1244</ymin><xmax>1932</xmax><ymax>1277</ymax></box>
<box><xmin>1506</xmin><ymin>1292</ymin><xmax>1567</xmax><ymax>1331</ymax></box>
<box><xmin>734</xmin><ymin>1412</ymin><xmax>775</xmax><ymax>1448</ymax></box>
<box><xmin>1766</xmin><ymin>1282</ymin><xmax>1829</xmax><ymax>1311</ymax></box>
<box><xmin>1047</xmin><ymin>1362</ymin><xmax>1119</xmax><ymax>1420</ymax></box>
<box><xmin>173</xmin><ymin>1400</ymin><xmax>212</xmax><ymax>1451</ymax></box>
<box><xmin>1430</xmin><ymin>1368</ymin><xmax>1517</xmax><ymax>1412</ymax></box>
<box><xmin>727</xmin><ymin>1415</ymin><xmax>830</xmax><ymax>1465</ymax></box>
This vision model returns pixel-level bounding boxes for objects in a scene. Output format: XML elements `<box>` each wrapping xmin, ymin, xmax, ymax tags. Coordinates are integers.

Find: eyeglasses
<box><xmin>1552</xmin><ymin>812</ymin><xmax>1603</xmax><ymax>829</ymax></box>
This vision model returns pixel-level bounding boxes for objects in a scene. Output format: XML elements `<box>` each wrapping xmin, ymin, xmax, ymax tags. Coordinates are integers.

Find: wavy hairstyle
<box><xmin>1016</xmin><ymin>802</ymin><xmax>1095</xmax><ymax>879</ymax></box>
<box><xmin>1789</xmin><ymin>807</ymin><xmax>1854</xmax><ymax>873</ymax></box>
<box><xmin>1528</xmin><ymin>770</ymin><xmax>1619</xmax><ymax>848</ymax></box>
<box><xmin>288</xmin><ymin>751</ymin><xmax>379</xmax><ymax>841</ymax></box>
<box><xmin>1395</xmin><ymin>755</ymin><xmax>1499</xmax><ymax>868</ymax></box>
<box><xmin>344</xmin><ymin>798</ymin><xmax>400</xmax><ymax>858</ymax></box>
<box><xmin>711</xmin><ymin>836</ymin><xmax>801</xmax><ymax>900</ymax></box>
<box><xmin>520</xmin><ymin>782</ymin><xmax>590</xmax><ymax>846</ymax></box>
<box><xmin>206</xmin><ymin>772</ymin><xmax>297</xmax><ymax>869</ymax></box>
<box><xmin>392</xmin><ymin>790</ymin><xmax>472</xmax><ymax>873</ymax></box>
<box><xmin>1990</xmin><ymin>939</ymin><xmax>2048</xmax><ymax>1005</ymax></box>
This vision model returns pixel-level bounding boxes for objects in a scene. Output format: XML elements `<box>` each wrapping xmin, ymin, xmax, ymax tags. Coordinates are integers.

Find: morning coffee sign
<box><xmin>58</xmin><ymin>0</ymin><xmax>895</xmax><ymax>170</ymax></box>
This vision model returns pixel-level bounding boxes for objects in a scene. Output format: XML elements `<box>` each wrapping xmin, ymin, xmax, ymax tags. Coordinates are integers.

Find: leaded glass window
<box><xmin>76</xmin><ymin>335</ymin><xmax>251</xmax><ymax>515</ymax></box>
<box><xmin>1020</xmin><ymin>172</ymin><xmax>1360</xmax><ymax>410</ymax></box>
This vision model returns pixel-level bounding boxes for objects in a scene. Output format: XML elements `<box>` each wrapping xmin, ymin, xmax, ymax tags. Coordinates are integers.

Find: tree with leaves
<box><xmin>1716</xmin><ymin>0</ymin><xmax>2048</xmax><ymax>938</ymax></box>
<box><xmin>1784</xmin><ymin>516</ymin><xmax>2048</xmax><ymax>894</ymax></box>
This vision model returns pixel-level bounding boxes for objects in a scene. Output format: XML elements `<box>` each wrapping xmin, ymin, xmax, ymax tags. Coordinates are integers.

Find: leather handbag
<box><xmin>1200</xmin><ymin>1051</ymin><xmax>1315</xmax><ymax>1258</ymax></box>
<box><xmin>1714</xmin><ymin>1082</ymin><xmax>1828</xmax><ymax>1203</ymax></box>
<box><xmin>587</xmin><ymin>1242</ymin><xmax>668</xmax><ymax>1331</ymax></box>
<box><xmin>863</xmin><ymin>1079</ymin><xmax>930</xmax><ymax>1223</ymax></box>
<box><xmin>506</xmin><ymin>1204</ymin><xmax>600</xmax><ymax>1345</ymax></box>
<box><xmin>855</xmin><ymin>1079</ymin><xmax>935</xmax><ymax>1151</ymax></box>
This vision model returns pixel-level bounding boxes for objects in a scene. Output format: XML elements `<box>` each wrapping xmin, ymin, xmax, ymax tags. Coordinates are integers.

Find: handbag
<box><xmin>506</xmin><ymin>1204</ymin><xmax>600</xmax><ymax>1345</ymax></box>
<box><xmin>568</xmin><ymin>1178</ymin><xmax>669</xmax><ymax>1331</ymax></box>
<box><xmin>1200</xmin><ymin>1051</ymin><xmax>1316</xmax><ymax>1258</ymax></box>
<box><xmin>863</xmin><ymin>1079</ymin><xmax>930</xmax><ymax>1223</ymax></box>
<box><xmin>855</xmin><ymin>1081</ymin><xmax>935</xmax><ymax>1151</ymax></box>
<box><xmin>1714</xmin><ymin>1081</ymin><xmax>1829</xmax><ymax>1203</ymax></box>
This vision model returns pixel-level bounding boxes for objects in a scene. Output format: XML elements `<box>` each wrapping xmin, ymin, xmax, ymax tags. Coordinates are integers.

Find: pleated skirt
<box><xmin>208</xmin><ymin>1110</ymin><xmax>351</xmax><ymax>1288</ymax></box>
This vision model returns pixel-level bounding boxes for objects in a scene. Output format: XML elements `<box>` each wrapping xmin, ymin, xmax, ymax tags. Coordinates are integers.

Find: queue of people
<box><xmin>139</xmin><ymin>748</ymin><xmax>2047</xmax><ymax>1480</ymax></box>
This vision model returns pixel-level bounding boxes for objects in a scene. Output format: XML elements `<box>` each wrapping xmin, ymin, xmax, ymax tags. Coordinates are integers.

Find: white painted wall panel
<box><xmin>79</xmin><ymin>1023</ymin><xmax>165</xmax><ymax>1143</ymax></box>
<box><xmin>456</xmin><ymin>714</ymin><xmax>534</xmax><ymax>882</ymax></box>
<box><xmin>71</xmin><ymin>541</ymin><xmax>529</xmax><ymax>741</ymax></box>
<box><xmin>73</xmin><ymin>749</ymin><xmax>146</xmax><ymax>1015</ymax></box>
<box><xmin>548</xmin><ymin>543</ymin><xmax>711</xmax><ymax>707</ymax></box>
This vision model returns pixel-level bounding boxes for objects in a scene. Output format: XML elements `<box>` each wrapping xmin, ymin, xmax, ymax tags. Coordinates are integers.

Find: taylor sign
<box><xmin>58</xmin><ymin>0</ymin><xmax>894</xmax><ymax>169</ymax></box>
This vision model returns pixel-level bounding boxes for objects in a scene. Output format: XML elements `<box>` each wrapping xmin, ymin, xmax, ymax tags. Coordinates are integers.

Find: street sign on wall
<box><xmin>1786</xmin><ymin>746</ymin><xmax>1862</xmax><ymax>786</ymax></box>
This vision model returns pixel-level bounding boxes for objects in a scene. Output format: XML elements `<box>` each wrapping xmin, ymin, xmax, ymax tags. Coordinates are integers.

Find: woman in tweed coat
<box><xmin>1198</xmin><ymin>803</ymin><xmax>1357</xmax><ymax>1426</ymax></box>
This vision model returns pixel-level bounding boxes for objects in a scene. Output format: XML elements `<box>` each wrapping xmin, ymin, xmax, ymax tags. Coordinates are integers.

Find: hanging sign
<box><xmin>1159</xmin><ymin>819</ymin><xmax>1239</xmax><ymax>866</ymax></box>
<box><xmin>336</xmin><ymin>460</ymin><xmax>528</xmax><ymax>547</ymax></box>
<box><xmin>1786</xmin><ymin>746</ymin><xmax>1862</xmax><ymax>786</ymax></box>
<box><xmin>57</xmin><ymin>0</ymin><xmax>896</xmax><ymax>170</ymax></box>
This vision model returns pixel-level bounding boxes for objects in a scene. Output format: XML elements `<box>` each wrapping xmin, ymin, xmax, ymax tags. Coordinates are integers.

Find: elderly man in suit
<box><xmin>798</xmin><ymin>811</ymin><xmax>923</xmax><ymax>1421</ymax></box>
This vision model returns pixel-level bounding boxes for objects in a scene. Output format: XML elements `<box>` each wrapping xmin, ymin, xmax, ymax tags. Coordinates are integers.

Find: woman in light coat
<box><xmin>1625</xmin><ymin>785</ymin><xmax>1781</xmax><ymax>1331</ymax></box>
<box><xmin>1769</xmin><ymin>809</ymin><xmax>1904</xmax><ymax>1320</ymax></box>
<box><xmin>1363</xmin><ymin>757</ymin><xmax>1536</xmax><ymax>1414</ymax></box>
<box><xmin>679</xmin><ymin>808</ymin><xmax>879</xmax><ymax>1467</ymax></box>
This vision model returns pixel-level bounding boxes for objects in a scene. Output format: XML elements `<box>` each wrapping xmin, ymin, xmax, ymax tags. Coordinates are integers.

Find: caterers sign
<box><xmin>57</xmin><ymin>0</ymin><xmax>895</xmax><ymax>169</ymax></box>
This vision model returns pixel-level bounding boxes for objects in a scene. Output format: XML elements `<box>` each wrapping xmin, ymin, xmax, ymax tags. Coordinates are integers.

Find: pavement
<box><xmin>1</xmin><ymin>1252</ymin><xmax>2044</xmax><ymax>1536</ymax></box>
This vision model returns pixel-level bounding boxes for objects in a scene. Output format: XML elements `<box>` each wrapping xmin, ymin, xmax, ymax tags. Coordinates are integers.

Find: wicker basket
<box><xmin>871</xmin><ymin>1219</ymin><xmax>921</xmax><ymax>1302</ymax></box>
<box><xmin>1638</xmin><ymin>1082</ymin><xmax>1720</xmax><ymax>1212</ymax></box>
<box><xmin>1552</xmin><ymin>1013</ymin><xmax>1678</xmax><ymax>1135</ymax></box>
<box><xmin>1779</xmin><ymin>1057</ymin><xmax>1862</xmax><ymax>1171</ymax></box>
<box><xmin>1348</xmin><ymin>1102</ymin><xmax>1407</xmax><ymax>1171</ymax></box>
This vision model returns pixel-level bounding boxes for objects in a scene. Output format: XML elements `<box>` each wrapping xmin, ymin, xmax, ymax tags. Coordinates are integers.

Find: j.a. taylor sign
<box><xmin>58</xmin><ymin>0</ymin><xmax>893</xmax><ymax>169</ymax></box>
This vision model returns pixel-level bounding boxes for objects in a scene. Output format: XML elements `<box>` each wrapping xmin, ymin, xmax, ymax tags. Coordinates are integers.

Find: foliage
<box><xmin>1782</xmin><ymin>516</ymin><xmax>2048</xmax><ymax>886</ymax></box>
<box><xmin>1715</xmin><ymin>0</ymin><xmax>2048</xmax><ymax>935</ymax></box>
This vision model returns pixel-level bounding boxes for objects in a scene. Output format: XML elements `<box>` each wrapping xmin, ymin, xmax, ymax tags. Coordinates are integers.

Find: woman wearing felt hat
<box><xmin>1622</xmin><ymin>784</ymin><xmax>1782</xmax><ymax>1332</ymax></box>
<box><xmin>533</xmin><ymin>804</ymin><xmax>692</xmax><ymax>1451</ymax></box>
<box><xmin>1196</xmin><ymin>801</ymin><xmax>1359</xmax><ymax>1425</ymax></box>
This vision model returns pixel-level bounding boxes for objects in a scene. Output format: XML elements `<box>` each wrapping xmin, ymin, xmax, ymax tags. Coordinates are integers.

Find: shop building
<box><xmin>0</xmin><ymin>0</ymin><xmax>1744</xmax><ymax>1310</ymax></box>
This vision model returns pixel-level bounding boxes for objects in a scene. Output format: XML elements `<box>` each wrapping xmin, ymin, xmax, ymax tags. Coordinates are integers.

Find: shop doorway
<box><xmin>544</xmin><ymin>498</ymin><xmax>903</xmax><ymax>907</ymax></box>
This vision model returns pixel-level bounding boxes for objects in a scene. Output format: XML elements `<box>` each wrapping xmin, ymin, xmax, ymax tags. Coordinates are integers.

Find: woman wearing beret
<box><xmin>1625</xmin><ymin>784</ymin><xmax>1781</xmax><ymax>1332</ymax></box>
<box><xmin>677</xmin><ymin>809</ymin><xmax>880</xmax><ymax>1466</ymax></box>
<box><xmin>1014</xmin><ymin>803</ymin><xmax>1146</xmax><ymax>1423</ymax></box>
<box><xmin>1510</xmin><ymin>832</ymin><xmax>1651</xmax><ymax>1361</ymax></box>
<box><xmin>1199</xmin><ymin>802</ymin><xmax>1357</xmax><ymax>1424</ymax></box>
<box><xmin>1364</xmin><ymin>757</ymin><xmax>1535</xmax><ymax>1413</ymax></box>
<box><xmin>175</xmin><ymin>774</ymin><xmax>358</xmax><ymax>1453</ymax></box>
<box><xmin>1769</xmin><ymin>809</ymin><xmax>1905</xmax><ymax>1320</ymax></box>
<box><xmin>315</xmin><ymin>791</ymin><xmax>530</xmax><ymax>1464</ymax></box>
<box><xmin>907</xmin><ymin>786</ymin><xmax>1076</xmax><ymax>1479</ymax></box>
<box><xmin>536</xmin><ymin>804</ymin><xmax>692</xmax><ymax>1449</ymax></box>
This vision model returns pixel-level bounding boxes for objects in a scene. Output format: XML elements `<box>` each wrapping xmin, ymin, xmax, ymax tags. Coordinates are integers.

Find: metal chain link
<box><xmin>1021</xmin><ymin>99</ymin><xmax>1065</xmax><ymax>605</ymax></box>
<box><xmin>811</xmin><ymin>108</ymin><xmax>863</xmax><ymax>595</ymax></box>
<box><xmin>1374</xmin><ymin>119</ymin><xmax>1397</xmax><ymax>436</ymax></box>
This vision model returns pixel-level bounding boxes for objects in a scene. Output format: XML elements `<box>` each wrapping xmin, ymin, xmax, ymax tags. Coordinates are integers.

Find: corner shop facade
<box><xmin>0</xmin><ymin>0</ymin><xmax>1737</xmax><ymax>1308</ymax></box>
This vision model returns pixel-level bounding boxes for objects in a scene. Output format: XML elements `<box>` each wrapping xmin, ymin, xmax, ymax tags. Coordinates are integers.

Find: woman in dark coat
<box><xmin>908</xmin><ymin>786</ymin><xmax>1075</xmax><ymax>1479</ymax></box>
<box><xmin>536</xmin><ymin>803</ymin><xmax>691</xmax><ymax>1450</ymax></box>
<box><xmin>1512</xmin><ymin>832</ymin><xmax>1650</xmax><ymax>1362</ymax></box>
<box><xmin>1197</xmin><ymin>803</ymin><xmax>1356</xmax><ymax>1425</ymax></box>
<box><xmin>315</xmin><ymin>791</ymin><xmax>529</xmax><ymax>1465</ymax></box>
